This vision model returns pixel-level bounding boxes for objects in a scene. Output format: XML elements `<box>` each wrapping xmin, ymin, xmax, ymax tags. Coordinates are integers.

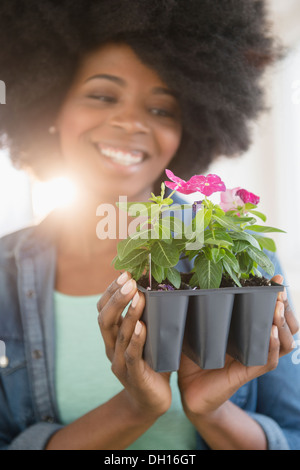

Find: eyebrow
<box><xmin>85</xmin><ymin>74</ymin><xmax>178</xmax><ymax>98</ymax></box>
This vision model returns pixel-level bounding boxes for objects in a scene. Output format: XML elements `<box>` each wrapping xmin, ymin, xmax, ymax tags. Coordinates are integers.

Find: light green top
<box><xmin>53</xmin><ymin>290</ymin><xmax>196</xmax><ymax>450</ymax></box>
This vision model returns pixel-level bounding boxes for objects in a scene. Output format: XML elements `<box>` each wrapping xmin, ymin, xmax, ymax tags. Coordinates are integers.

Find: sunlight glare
<box><xmin>31</xmin><ymin>177</ymin><xmax>78</xmax><ymax>221</ymax></box>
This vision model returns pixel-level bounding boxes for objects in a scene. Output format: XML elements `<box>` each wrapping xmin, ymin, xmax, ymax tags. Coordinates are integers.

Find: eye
<box><xmin>87</xmin><ymin>95</ymin><xmax>117</xmax><ymax>103</ymax></box>
<box><xmin>150</xmin><ymin>107</ymin><xmax>176</xmax><ymax>118</ymax></box>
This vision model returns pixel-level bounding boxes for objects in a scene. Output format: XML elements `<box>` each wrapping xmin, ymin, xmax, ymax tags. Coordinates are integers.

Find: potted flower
<box><xmin>112</xmin><ymin>170</ymin><xmax>285</xmax><ymax>371</ymax></box>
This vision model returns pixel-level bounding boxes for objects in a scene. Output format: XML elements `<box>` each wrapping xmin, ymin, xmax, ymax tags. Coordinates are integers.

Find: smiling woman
<box><xmin>54</xmin><ymin>43</ymin><xmax>182</xmax><ymax>202</ymax></box>
<box><xmin>0</xmin><ymin>0</ymin><xmax>299</xmax><ymax>452</ymax></box>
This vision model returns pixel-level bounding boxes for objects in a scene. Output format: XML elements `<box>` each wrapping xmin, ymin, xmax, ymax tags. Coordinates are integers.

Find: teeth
<box><xmin>99</xmin><ymin>145</ymin><xmax>144</xmax><ymax>166</ymax></box>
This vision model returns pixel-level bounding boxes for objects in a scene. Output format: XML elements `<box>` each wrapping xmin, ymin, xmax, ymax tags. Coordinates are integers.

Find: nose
<box><xmin>109</xmin><ymin>105</ymin><xmax>150</xmax><ymax>134</ymax></box>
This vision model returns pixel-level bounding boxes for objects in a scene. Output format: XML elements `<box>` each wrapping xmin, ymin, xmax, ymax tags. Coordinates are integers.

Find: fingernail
<box><xmin>291</xmin><ymin>341</ymin><xmax>296</xmax><ymax>349</ymax></box>
<box><xmin>117</xmin><ymin>272</ymin><xmax>129</xmax><ymax>286</ymax></box>
<box><xmin>272</xmin><ymin>325</ymin><xmax>278</xmax><ymax>339</ymax></box>
<box><xmin>121</xmin><ymin>279</ymin><xmax>134</xmax><ymax>295</ymax></box>
<box><xmin>135</xmin><ymin>321</ymin><xmax>143</xmax><ymax>336</ymax></box>
<box><xmin>131</xmin><ymin>292</ymin><xmax>140</xmax><ymax>309</ymax></box>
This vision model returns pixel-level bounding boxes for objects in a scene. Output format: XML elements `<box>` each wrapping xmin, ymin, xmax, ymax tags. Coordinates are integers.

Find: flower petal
<box><xmin>236</xmin><ymin>189</ymin><xmax>260</xmax><ymax>205</ymax></box>
<box><xmin>188</xmin><ymin>175</ymin><xmax>206</xmax><ymax>186</ymax></box>
<box><xmin>206</xmin><ymin>174</ymin><xmax>226</xmax><ymax>192</ymax></box>
<box><xmin>165</xmin><ymin>169</ymin><xmax>186</xmax><ymax>185</ymax></box>
<box><xmin>164</xmin><ymin>180</ymin><xmax>196</xmax><ymax>195</ymax></box>
<box><xmin>206</xmin><ymin>174</ymin><xmax>222</xmax><ymax>183</ymax></box>
<box><xmin>220</xmin><ymin>187</ymin><xmax>241</xmax><ymax>204</ymax></box>
<box><xmin>219</xmin><ymin>188</ymin><xmax>244</xmax><ymax>211</ymax></box>
<box><xmin>164</xmin><ymin>181</ymin><xmax>179</xmax><ymax>191</ymax></box>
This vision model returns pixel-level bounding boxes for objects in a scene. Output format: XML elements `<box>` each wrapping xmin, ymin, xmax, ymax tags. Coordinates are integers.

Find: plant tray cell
<box><xmin>138</xmin><ymin>283</ymin><xmax>284</xmax><ymax>371</ymax></box>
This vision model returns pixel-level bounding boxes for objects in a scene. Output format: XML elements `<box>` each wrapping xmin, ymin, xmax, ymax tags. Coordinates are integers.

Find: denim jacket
<box><xmin>0</xmin><ymin>209</ymin><xmax>300</xmax><ymax>450</ymax></box>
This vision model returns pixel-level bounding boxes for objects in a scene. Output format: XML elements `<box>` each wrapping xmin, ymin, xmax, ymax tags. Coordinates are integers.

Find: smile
<box><xmin>97</xmin><ymin>144</ymin><xmax>147</xmax><ymax>166</ymax></box>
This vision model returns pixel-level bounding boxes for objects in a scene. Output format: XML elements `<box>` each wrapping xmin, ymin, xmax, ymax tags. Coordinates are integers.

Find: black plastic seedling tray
<box><xmin>138</xmin><ymin>283</ymin><xmax>284</xmax><ymax>372</ymax></box>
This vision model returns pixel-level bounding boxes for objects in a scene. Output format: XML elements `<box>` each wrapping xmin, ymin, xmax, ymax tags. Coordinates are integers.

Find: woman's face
<box><xmin>56</xmin><ymin>42</ymin><xmax>182</xmax><ymax>201</ymax></box>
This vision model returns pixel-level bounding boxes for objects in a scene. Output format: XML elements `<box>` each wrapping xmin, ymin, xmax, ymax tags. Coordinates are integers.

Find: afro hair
<box><xmin>0</xmin><ymin>0</ymin><xmax>280</xmax><ymax>186</ymax></box>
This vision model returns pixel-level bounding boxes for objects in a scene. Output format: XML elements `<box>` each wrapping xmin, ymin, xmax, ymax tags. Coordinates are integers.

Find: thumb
<box><xmin>271</xmin><ymin>274</ymin><xmax>284</xmax><ymax>285</ymax></box>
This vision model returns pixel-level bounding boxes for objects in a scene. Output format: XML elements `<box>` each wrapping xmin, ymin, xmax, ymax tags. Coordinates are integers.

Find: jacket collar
<box><xmin>14</xmin><ymin>209</ymin><xmax>64</xmax><ymax>259</ymax></box>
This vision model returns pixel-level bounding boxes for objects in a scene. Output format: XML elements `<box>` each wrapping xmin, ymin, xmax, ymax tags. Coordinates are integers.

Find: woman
<box><xmin>0</xmin><ymin>0</ymin><xmax>299</xmax><ymax>450</ymax></box>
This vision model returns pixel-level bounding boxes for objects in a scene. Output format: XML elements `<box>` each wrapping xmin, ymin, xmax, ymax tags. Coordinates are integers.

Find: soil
<box><xmin>220</xmin><ymin>273</ymin><xmax>272</xmax><ymax>288</ymax></box>
<box><xmin>137</xmin><ymin>272</ymin><xmax>272</xmax><ymax>290</ymax></box>
<box><xmin>137</xmin><ymin>274</ymin><xmax>191</xmax><ymax>291</ymax></box>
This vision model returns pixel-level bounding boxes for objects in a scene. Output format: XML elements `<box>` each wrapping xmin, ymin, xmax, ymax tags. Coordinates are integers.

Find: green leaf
<box><xmin>194</xmin><ymin>253</ymin><xmax>223</xmax><ymax>289</ymax></box>
<box><xmin>113</xmin><ymin>248</ymin><xmax>149</xmax><ymax>270</ymax></box>
<box><xmin>130</xmin><ymin>260</ymin><xmax>147</xmax><ymax>282</ymax></box>
<box><xmin>248</xmin><ymin>210</ymin><xmax>267</xmax><ymax>223</ymax></box>
<box><xmin>167</xmin><ymin>267</ymin><xmax>182</xmax><ymax>289</ymax></box>
<box><xmin>161</xmin><ymin>216</ymin><xmax>185</xmax><ymax>236</ymax></box>
<box><xmin>226</xmin><ymin>215</ymin><xmax>256</xmax><ymax>225</ymax></box>
<box><xmin>183</xmin><ymin>207</ymin><xmax>208</xmax><ymax>237</ymax></box>
<box><xmin>238</xmin><ymin>252</ymin><xmax>254</xmax><ymax>274</ymax></box>
<box><xmin>190</xmin><ymin>208</ymin><xmax>205</xmax><ymax>234</ymax></box>
<box><xmin>189</xmin><ymin>272</ymin><xmax>199</xmax><ymax>288</ymax></box>
<box><xmin>243</xmin><ymin>203</ymin><xmax>258</xmax><ymax>211</ymax></box>
<box><xmin>223</xmin><ymin>251</ymin><xmax>240</xmax><ymax>273</ymax></box>
<box><xmin>252</xmin><ymin>267</ymin><xmax>262</xmax><ymax>278</ymax></box>
<box><xmin>252</xmin><ymin>235</ymin><xmax>277</xmax><ymax>252</ymax></box>
<box><xmin>117</xmin><ymin>231</ymin><xmax>149</xmax><ymax>260</ymax></box>
<box><xmin>204</xmin><ymin>209</ymin><xmax>212</xmax><ymax>229</ymax></box>
<box><xmin>204</xmin><ymin>229</ymin><xmax>233</xmax><ymax>244</ymax></box>
<box><xmin>229</xmin><ymin>231</ymin><xmax>261</xmax><ymax>250</ymax></box>
<box><xmin>153</xmin><ymin>221</ymin><xmax>172</xmax><ymax>242</ymax></box>
<box><xmin>233</xmin><ymin>240</ymin><xmax>250</xmax><ymax>253</ymax></box>
<box><xmin>152</xmin><ymin>262</ymin><xmax>165</xmax><ymax>283</ymax></box>
<box><xmin>204</xmin><ymin>238</ymin><xmax>233</xmax><ymax>248</ymax></box>
<box><xmin>246</xmin><ymin>246</ymin><xmax>275</xmax><ymax>276</ymax></box>
<box><xmin>162</xmin><ymin>198</ymin><xmax>174</xmax><ymax>206</ymax></box>
<box><xmin>173</xmin><ymin>237</ymin><xmax>188</xmax><ymax>252</ymax></box>
<box><xmin>210</xmin><ymin>248</ymin><xmax>226</xmax><ymax>264</ymax></box>
<box><xmin>247</xmin><ymin>225</ymin><xmax>286</xmax><ymax>234</ymax></box>
<box><xmin>183</xmin><ymin>217</ymin><xmax>202</xmax><ymax>247</ymax></box>
<box><xmin>185</xmin><ymin>250</ymin><xmax>198</xmax><ymax>261</ymax></box>
<box><xmin>214</xmin><ymin>207</ymin><xmax>226</xmax><ymax>217</ymax></box>
<box><xmin>203</xmin><ymin>246</ymin><xmax>213</xmax><ymax>261</ymax></box>
<box><xmin>151</xmin><ymin>241</ymin><xmax>180</xmax><ymax>268</ymax></box>
<box><xmin>222</xmin><ymin>260</ymin><xmax>242</xmax><ymax>287</ymax></box>
<box><xmin>213</xmin><ymin>214</ymin><xmax>242</xmax><ymax>232</ymax></box>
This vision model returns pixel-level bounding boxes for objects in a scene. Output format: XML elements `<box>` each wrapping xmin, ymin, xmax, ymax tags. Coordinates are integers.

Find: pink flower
<box><xmin>236</xmin><ymin>189</ymin><xmax>260</xmax><ymax>206</ymax></box>
<box><xmin>188</xmin><ymin>174</ymin><xmax>226</xmax><ymax>196</ymax></box>
<box><xmin>164</xmin><ymin>169</ymin><xmax>198</xmax><ymax>195</ymax></box>
<box><xmin>220</xmin><ymin>187</ymin><xmax>243</xmax><ymax>212</ymax></box>
<box><xmin>220</xmin><ymin>187</ymin><xmax>260</xmax><ymax>212</ymax></box>
<box><xmin>165</xmin><ymin>170</ymin><xmax>226</xmax><ymax>196</ymax></box>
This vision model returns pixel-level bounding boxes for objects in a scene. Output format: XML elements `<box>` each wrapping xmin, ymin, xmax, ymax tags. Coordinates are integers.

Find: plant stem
<box><xmin>168</xmin><ymin>189</ymin><xmax>177</xmax><ymax>199</ymax></box>
<box><xmin>149</xmin><ymin>253</ymin><xmax>152</xmax><ymax>289</ymax></box>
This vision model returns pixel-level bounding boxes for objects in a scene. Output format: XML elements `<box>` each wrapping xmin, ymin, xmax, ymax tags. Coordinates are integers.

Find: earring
<box><xmin>49</xmin><ymin>126</ymin><xmax>57</xmax><ymax>135</ymax></box>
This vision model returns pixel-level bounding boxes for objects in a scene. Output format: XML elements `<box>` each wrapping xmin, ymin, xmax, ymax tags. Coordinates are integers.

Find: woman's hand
<box><xmin>275</xmin><ymin>276</ymin><xmax>299</xmax><ymax>357</ymax></box>
<box><xmin>178</xmin><ymin>274</ymin><xmax>299</xmax><ymax>419</ymax></box>
<box><xmin>97</xmin><ymin>271</ymin><xmax>172</xmax><ymax>420</ymax></box>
